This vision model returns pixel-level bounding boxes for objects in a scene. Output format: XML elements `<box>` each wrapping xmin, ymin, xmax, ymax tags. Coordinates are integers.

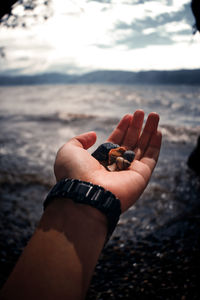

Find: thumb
<box><xmin>69</xmin><ymin>131</ymin><xmax>97</xmax><ymax>149</ymax></box>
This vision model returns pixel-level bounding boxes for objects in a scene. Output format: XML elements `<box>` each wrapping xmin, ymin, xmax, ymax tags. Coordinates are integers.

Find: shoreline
<box><xmin>0</xmin><ymin>84</ymin><xmax>200</xmax><ymax>297</ymax></box>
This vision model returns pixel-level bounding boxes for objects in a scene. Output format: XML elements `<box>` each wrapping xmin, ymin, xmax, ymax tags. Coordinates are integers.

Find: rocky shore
<box><xmin>0</xmin><ymin>169</ymin><xmax>199</xmax><ymax>299</ymax></box>
<box><xmin>1</xmin><ymin>84</ymin><xmax>200</xmax><ymax>298</ymax></box>
<box><xmin>87</xmin><ymin>202</ymin><xmax>200</xmax><ymax>299</ymax></box>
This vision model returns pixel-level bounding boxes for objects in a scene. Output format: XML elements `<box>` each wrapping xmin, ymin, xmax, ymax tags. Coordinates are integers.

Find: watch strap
<box><xmin>44</xmin><ymin>178</ymin><xmax>121</xmax><ymax>241</ymax></box>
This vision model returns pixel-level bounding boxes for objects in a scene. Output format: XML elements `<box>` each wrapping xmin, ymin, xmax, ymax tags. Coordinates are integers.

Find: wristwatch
<box><xmin>44</xmin><ymin>178</ymin><xmax>121</xmax><ymax>241</ymax></box>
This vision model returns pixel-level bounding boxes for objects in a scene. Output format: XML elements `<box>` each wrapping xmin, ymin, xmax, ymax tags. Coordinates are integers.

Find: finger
<box><xmin>107</xmin><ymin>114</ymin><xmax>132</xmax><ymax>145</ymax></box>
<box><xmin>122</xmin><ymin>110</ymin><xmax>145</xmax><ymax>149</ymax></box>
<box><xmin>69</xmin><ymin>131</ymin><xmax>97</xmax><ymax>149</ymax></box>
<box><xmin>135</xmin><ymin>112</ymin><xmax>160</xmax><ymax>160</ymax></box>
<box><xmin>140</xmin><ymin>130</ymin><xmax>162</xmax><ymax>171</ymax></box>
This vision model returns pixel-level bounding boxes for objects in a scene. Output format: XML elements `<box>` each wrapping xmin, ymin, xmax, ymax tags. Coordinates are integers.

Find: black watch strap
<box><xmin>44</xmin><ymin>178</ymin><xmax>121</xmax><ymax>241</ymax></box>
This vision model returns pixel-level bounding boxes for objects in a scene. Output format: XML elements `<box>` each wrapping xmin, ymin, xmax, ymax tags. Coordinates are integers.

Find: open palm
<box><xmin>54</xmin><ymin>110</ymin><xmax>162</xmax><ymax>213</ymax></box>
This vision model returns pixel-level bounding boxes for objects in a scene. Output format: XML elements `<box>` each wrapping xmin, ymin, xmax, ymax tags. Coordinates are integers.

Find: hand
<box><xmin>54</xmin><ymin>110</ymin><xmax>162</xmax><ymax>213</ymax></box>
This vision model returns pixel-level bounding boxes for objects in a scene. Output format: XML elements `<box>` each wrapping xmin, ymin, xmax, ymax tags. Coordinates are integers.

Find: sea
<box><xmin>0</xmin><ymin>84</ymin><xmax>200</xmax><ymax>293</ymax></box>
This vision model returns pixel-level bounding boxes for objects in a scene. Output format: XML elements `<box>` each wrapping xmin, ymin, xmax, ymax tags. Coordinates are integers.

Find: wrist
<box><xmin>38</xmin><ymin>197</ymin><xmax>108</xmax><ymax>297</ymax></box>
<box><xmin>41</xmin><ymin>197</ymin><xmax>108</xmax><ymax>236</ymax></box>
<box><xmin>43</xmin><ymin>178</ymin><xmax>121</xmax><ymax>242</ymax></box>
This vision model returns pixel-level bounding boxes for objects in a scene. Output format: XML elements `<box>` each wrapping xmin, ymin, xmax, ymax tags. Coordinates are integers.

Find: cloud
<box><xmin>87</xmin><ymin>0</ymin><xmax>112</xmax><ymax>3</ymax></box>
<box><xmin>109</xmin><ymin>2</ymin><xmax>194</xmax><ymax>49</ymax></box>
<box><xmin>116</xmin><ymin>31</ymin><xmax>173</xmax><ymax>49</ymax></box>
<box><xmin>87</xmin><ymin>1</ymin><xmax>194</xmax><ymax>50</ymax></box>
<box><xmin>0</xmin><ymin>0</ymin><xmax>198</xmax><ymax>75</ymax></box>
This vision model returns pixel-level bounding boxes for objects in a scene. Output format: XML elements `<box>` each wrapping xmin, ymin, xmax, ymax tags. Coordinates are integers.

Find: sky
<box><xmin>0</xmin><ymin>0</ymin><xmax>200</xmax><ymax>75</ymax></box>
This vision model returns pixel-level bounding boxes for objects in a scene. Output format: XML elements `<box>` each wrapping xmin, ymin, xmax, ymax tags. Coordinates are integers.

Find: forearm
<box><xmin>1</xmin><ymin>198</ymin><xmax>107</xmax><ymax>300</ymax></box>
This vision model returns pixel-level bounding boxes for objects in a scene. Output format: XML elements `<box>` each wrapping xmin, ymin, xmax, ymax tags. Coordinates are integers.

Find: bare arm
<box><xmin>1</xmin><ymin>199</ymin><xmax>107</xmax><ymax>300</ymax></box>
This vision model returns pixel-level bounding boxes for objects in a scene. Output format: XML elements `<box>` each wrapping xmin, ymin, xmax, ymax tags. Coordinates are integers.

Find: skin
<box><xmin>54</xmin><ymin>109</ymin><xmax>162</xmax><ymax>212</ymax></box>
<box><xmin>0</xmin><ymin>110</ymin><xmax>162</xmax><ymax>300</ymax></box>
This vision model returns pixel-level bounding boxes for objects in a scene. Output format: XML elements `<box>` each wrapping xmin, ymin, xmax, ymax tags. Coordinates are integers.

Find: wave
<box><xmin>0</xmin><ymin>112</ymin><xmax>97</xmax><ymax>123</ymax></box>
<box><xmin>160</xmin><ymin>124</ymin><xmax>200</xmax><ymax>143</ymax></box>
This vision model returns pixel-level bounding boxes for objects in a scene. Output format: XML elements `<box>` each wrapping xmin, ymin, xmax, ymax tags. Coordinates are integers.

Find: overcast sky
<box><xmin>0</xmin><ymin>0</ymin><xmax>199</xmax><ymax>75</ymax></box>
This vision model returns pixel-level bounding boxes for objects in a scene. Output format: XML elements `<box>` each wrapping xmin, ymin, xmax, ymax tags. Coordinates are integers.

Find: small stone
<box><xmin>108</xmin><ymin>147</ymin><xmax>126</xmax><ymax>164</ymax></box>
<box><xmin>107</xmin><ymin>162</ymin><xmax>117</xmax><ymax>172</ymax></box>
<box><xmin>92</xmin><ymin>142</ymin><xmax>119</xmax><ymax>162</ymax></box>
<box><xmin>116</xmin><ymin>157</ymin><xmax>131</xmax><ymax>170</ymax></box>
<box><xmin>116</xmin><ymin>157</ymin><xmax>124</xmax><ymax>170</ymax></box>
<box><xmin>123</xmin><ymin>159</ymin><xmax>131</xmax><ymax>169</ymax></box>
<box><xmin>123</xmin><ymin>150</ymin><xmax>135</xmax><ymax>163</ymax></box>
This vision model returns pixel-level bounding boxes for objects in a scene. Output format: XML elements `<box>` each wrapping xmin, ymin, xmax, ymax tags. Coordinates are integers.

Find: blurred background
<box><xmin>0</xmin><ymin>1</ymin><xmax>200</xmax><ymax>299</ymax></box>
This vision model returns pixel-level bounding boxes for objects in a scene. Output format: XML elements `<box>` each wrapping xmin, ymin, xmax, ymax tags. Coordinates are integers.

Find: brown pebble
<box><xmin>123</xmin><ymin>159</ymin><xmax>131</xmax><ymax>169</ymax></box>
<box><xmin>108</xmin><ymin>147</ymin><xmax>126</xmax><ymax>164</ymax></box>
<box><xmin>116</xmin><ymin>157</ymin><xmax>124</xmax><ymax>170</ymax></box>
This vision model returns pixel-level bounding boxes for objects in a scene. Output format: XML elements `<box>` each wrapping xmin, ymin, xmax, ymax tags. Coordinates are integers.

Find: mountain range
<box><xmin>0</xmin><ymin>69</ymin><xmax>200</xmax><ymax>85</ymax></box>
